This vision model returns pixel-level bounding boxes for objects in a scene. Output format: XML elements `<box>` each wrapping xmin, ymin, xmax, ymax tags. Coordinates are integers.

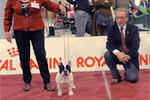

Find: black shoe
<box><xmin>24</xmin><ymin>83</ymin><xmax>31</xmax><ymax>91</ymax></box>
<box><xmin>44</xmin><ymin>83</ymin><xmax>55</xmax><ymax>92</ymax></box>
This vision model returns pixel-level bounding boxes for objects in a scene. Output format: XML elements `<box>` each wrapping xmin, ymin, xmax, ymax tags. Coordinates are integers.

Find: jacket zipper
<box><xmin>25</xmin><ymin>14</ymin><xmax>29</xmax><ymax>31</ymax></box>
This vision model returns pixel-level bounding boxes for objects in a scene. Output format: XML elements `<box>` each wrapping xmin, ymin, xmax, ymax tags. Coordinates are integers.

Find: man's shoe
<box><xmin>24</xmin><ymin>83</ymin><xmax>31</xmax><ymax>91</ymax></box>
<box><xmin>111</xmin><ymin>78</ymin><xmax>122</xmax><ymax>85</ymax></box>
<box><xmin>44</xmin><ymin>83</ymin><xmax>55</xmax><ymax>92</ymax></box>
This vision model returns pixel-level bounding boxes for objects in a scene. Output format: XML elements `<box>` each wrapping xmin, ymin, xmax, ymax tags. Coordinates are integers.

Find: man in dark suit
<box><xmin>104</xmin><ymin>8</ymin><xmax>140</xmax><ymax>85</ymax></box>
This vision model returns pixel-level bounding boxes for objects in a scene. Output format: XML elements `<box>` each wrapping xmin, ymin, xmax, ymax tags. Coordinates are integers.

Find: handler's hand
<box><xmin>5</xmin><ymin>32</ymin><xmax>12</xmax><ymax>43</ymax></box>
<box><xmin>59</xmin><ymin>5</ymin><xmax>66</xmax><ymax>15</ymax></box>
<box><xmin>116</xmin><ymin>52</ymin><xmax>130</xmax><ymax>64</ymax></box>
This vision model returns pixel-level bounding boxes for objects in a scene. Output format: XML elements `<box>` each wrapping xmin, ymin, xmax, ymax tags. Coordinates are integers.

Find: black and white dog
<box><xmin>55</xmin><ymin>61</ymin><xmax>76</xmax><ymax>96</ymax></box>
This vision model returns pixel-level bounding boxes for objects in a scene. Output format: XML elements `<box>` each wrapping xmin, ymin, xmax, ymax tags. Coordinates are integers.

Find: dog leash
<box><xmin>63</xmin><ymin>15</ymin><xmax>70</xmax><ymax>65</ymax></box>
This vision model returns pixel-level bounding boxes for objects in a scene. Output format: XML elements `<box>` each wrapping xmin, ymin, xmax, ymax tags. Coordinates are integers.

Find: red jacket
<box><xmin>4</xmin><ymin>0</ymin><xmax>59</xmax><ymax>32</ymax></box>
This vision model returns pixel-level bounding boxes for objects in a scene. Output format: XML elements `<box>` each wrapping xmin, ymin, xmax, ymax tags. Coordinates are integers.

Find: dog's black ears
<box><xmin>58</xmin><ymin>63</ymin><xmax>64</xmax><ymax>74</ymax></box>
<box><xmin>66</xmin><ymin>64</ymin><xmax>71</xmax><ymax>73</ymax></box>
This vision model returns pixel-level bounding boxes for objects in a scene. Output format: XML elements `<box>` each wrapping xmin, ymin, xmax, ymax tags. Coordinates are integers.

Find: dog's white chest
<box><xmin>61</xmin><ymin>77</ymin><xmax>70</xmax><ymax>83</ymax></box>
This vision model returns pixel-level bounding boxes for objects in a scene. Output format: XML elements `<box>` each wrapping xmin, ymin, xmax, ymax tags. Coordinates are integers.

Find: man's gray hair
<box><xmin>115</xmin><ymin>8</ymin><xmax>129</xmax><ymax>17</ymax></box>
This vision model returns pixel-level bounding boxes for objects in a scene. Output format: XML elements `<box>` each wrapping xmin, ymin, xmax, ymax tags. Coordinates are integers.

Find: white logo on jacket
<box><xmin>55</xmin><ymin>61</ymin><xmax>76</xmax><ymax>96</ymax></box>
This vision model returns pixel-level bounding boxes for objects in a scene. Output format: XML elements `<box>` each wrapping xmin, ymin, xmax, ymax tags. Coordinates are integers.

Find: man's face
<box><xmin>116</xmin><ymin>11</ymin><xmax>128</xmax><ymax>27</ymax></box>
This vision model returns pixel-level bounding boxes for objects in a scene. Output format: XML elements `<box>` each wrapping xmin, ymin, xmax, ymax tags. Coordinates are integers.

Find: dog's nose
<box><xmin>64</xmin><ymin>70</ymin><xmax>67</xmax><ymax>75</ymax></box>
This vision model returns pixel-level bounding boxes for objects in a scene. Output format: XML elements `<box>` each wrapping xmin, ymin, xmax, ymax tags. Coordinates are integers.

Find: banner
<box><xmin>0</xmin><ymin>34</ymin><xmax>150</xmax><ymax>75</ymax></box>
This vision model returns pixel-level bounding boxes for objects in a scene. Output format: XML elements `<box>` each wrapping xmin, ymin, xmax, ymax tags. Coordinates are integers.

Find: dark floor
<box><xmin>0</xmin><ymin>69</ymin><xmax>150</xmax><ymax>100</ymax></box>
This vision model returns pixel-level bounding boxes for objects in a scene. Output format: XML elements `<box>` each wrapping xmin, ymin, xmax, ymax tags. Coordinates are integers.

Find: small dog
<box><xmin>55</xmin><ymin>61</ymin><xmax>76</xmax><ymax>96</ymax></box>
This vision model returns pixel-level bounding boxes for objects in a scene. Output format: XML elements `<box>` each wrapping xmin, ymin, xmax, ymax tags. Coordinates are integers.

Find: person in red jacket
<box><xmin>4</xmin><ymin>0</ymin><xmax>66</xmax><ymax>92</ymax></box>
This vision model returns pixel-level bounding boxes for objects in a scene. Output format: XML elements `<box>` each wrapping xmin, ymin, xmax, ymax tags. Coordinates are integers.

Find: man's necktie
<box><xmin>121</xmin><ymin>27</ymin><xmax>127</xmax><ymax>53</ymax></box>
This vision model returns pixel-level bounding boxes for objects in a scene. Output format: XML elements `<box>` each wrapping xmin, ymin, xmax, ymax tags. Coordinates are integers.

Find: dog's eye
<box><xmin>66</xmin><ymin>65</ymin><xmax>71</xmax><ymax>73</ymax></box>
<box><xmin>59</xmin><ymin>70</ymin><xmax>62</xmax><ymax>74</ymax></box>
<box><xmin>59</xmin><ymin>63</ymin><xmax>64</xmax><ymax>71</ymax></box>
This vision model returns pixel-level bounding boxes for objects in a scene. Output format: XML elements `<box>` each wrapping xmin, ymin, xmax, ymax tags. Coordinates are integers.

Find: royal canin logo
<box><xmin>7</xmin><ymin>47</ymin><xmax>19</xmax><ymax>57</ymax></box>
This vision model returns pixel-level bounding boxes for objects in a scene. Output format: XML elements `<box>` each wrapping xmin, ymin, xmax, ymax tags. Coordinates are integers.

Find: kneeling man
<box><xmin>104</xmin><ymin>8</ymin><xmax>140</xmax><ymax>85</ymax></box>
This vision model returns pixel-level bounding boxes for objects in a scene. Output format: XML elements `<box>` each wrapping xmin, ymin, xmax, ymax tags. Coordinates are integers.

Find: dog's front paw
<box><xmin>69</xmin><ymin>91</ymin><xmax>74</xmax><ymax>96</ymax></box>
<box><xmin>58</xmin><ymin>91</ymin><xmax>62</xmax><ymax>96</ymax></box>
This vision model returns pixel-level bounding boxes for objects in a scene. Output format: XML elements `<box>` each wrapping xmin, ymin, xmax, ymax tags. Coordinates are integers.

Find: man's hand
<box><xmin>5</xmin><ymin>32</ymin><xmax>12</xmax><ymax>43</ymax></box>
<box><xmin>59</xmin><ymin>5</ymin><xmax>66</xmax><ymax>15</ymax></box>
<box><xmin>116</xmin><ymin>52</ymin><xmax>130</xmax><ymax>64</ymax></box>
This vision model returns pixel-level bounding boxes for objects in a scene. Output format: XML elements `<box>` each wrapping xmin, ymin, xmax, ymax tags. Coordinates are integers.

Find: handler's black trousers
<box><xmin>14</xmin><ymin>29</ymin><xmax>50</xmax><ymax>84</ymax></box>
